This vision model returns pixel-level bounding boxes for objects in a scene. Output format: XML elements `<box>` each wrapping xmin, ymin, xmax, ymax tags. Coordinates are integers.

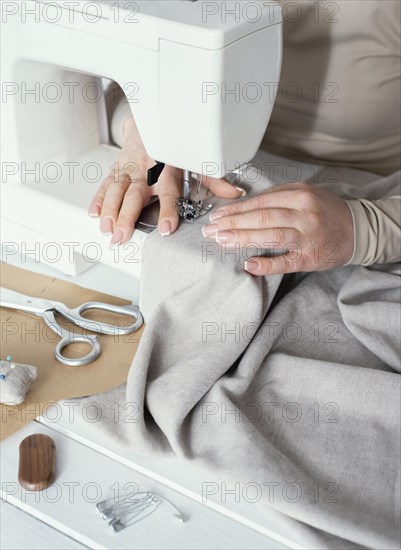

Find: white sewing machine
<box><xmin>1</xmin><ymin>0</ymin><xmax>282</xmax><ymax>277</ymax></box>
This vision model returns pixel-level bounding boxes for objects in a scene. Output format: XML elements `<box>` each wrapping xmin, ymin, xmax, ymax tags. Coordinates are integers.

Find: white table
<box><xmin>0</xmin><ymin>250</ymin><xmax>298</xmax><ymax>550</ymax></box>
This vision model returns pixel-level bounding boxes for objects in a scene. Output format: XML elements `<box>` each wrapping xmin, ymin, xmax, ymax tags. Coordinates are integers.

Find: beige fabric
<box><xmin>108</xmin><ymin>0</ymin><xmax>401</xmax><ymax>265</ymax></box>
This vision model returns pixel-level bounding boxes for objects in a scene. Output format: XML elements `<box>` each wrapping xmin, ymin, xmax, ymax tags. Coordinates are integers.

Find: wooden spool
<box><xmin>18</xmin><ymin>434</ymin><xmax>56</xmax><ymax>491</ymax></box>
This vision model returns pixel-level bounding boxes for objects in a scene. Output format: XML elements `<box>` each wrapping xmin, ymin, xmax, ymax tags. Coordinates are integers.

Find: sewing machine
<box><xmin>1</xmin><ymin>0</ymin><xmax>282</xmax><ymax>277</ymax></box>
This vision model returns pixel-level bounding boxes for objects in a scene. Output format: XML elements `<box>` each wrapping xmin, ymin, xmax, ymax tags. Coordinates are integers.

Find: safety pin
<box><xmin>110</xmin><ymin>502</ymin><xmax>160</xmax><ymax>532</ymax></box>
<box><xmin>100</xmin><ymin>494</ymin><xmax>152</xmax><ymax>520</ymax></box>
<box><xmin>159</xmin><ymin>495</ymin><xmax>187</xmax><ymax>522</ymax></box>
<box><xmin>96</xmin><ymin>490</ymin><xmax>187</xmax><ymax>532</ymax></box>
<box><xmin>117</xmin><ymin>494</ymin><xmax>159</xmax><ymax>521</ymax></box>
<box><xmin>96</xmin><ymin>491</ymin><xmax>150</xmax><ymax>516</ymax></box>
<box><xmin>109</xmin><ymin>495</ymin><xmax>161</xmax><ymax>532</ymax></box>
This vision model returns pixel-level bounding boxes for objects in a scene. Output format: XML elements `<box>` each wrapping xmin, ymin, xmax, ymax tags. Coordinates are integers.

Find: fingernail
<box><xmin>159</xmin><ymin>220</ymin><xmax>171</xmax><ymax>236</ymax></box>
<box><xmin>100</xmin><ymin>216</ymin><xmax>113</xmax><ymax>235</ymax></box>
<box><xmin>209</xmin><ymin>209</ymin><xmax>226</xmax><ymax>222</ymax></box>
<box><xmin>236</xmin><ymin>187</ymin><xmax>247</xmax><ymax>197</ymax></box>
<box><xmin>202</xmin><ymin>224</ymin><xmax>220</xmax><ymax>237</ymax></box>
<box><xmin>89</xmin><ymin>204</ymin><xmax>101</xmax><ymax>218</ymax></box>
<box><xmin>245</xmin><ymin>260</ymin><xmax>260</xmax><ymax>273</ymax></box>
<box><xmin>216</xmin><ymin>231</ymin><xmax>236</xmax><ymax>243</ymax></box>
<box><xmin>111</xmin><ymin>228</ymin><xmax>124</xmax><ymax>246</ymax></box>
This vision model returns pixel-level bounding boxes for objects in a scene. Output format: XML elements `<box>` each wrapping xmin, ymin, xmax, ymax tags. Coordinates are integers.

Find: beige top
<box><xmin>262</xmin><ymin>0</ymin><xmax>401</xmax><ymax>265</ymax></box>
<box><xmin>263</xmin><ymin>0</ymin><xmax>400</xmax><ymax>176</ymax></box>
<box><xmin>109</xmin><ymin>0</ymin><xmax>401</xmax><ymax>265</ymax></box>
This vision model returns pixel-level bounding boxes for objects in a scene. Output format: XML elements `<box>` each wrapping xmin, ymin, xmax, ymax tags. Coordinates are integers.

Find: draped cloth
<box><xmin>76</xmin><ymin>152</ymin><xmax>401</xmax><ymax>549</ymax></box>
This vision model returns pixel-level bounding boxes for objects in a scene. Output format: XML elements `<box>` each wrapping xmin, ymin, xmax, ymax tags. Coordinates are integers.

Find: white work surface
<box><xmin>0</xmin><ymin>251</ymin><xmax>298</xmax><ymax>550</ymax></box>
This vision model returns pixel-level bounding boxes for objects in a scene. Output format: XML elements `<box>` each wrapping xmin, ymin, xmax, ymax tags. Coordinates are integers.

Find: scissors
<box><xmin>0</xmin><ymin>287</ymin><xmax>143</xmax><ymax>367</ymax></box>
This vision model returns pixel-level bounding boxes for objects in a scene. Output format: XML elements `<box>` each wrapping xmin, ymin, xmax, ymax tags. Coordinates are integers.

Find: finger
<box><xmin>88</xmin><ymin>177</ymin><xmax>111</xmax><ymax>218</ymax></box>
<box><xmin>209</xmin><ymin>183</ymin><xmax>308</xmax><ymax>220</ymax></box>
<box><xmin>202</xmin><ymin>176</ymin><xmax>247</xmax><ymax>199</ymax></box>
<box><xmin>111</xmin><ymin>178</ymin><xmax>149</xmax><ymax>245</ymax></box>
<box><xmin>202</xmin><ymin>208</ymin><xmax>301</xmax><ymax>237</ymax></box>
<box><xmin>213</xmin><ymin>227</ymin><xmax>302</xmax><ymax>249</ymax></box>
<box><xmin>157</xmin><ymin>167</ymin><xmax>182</xmax><ymax>236</ymax></box>
<box><xmin>245</xmin><ymin>253</ymin><xmax>307</xmax><ymax>276</ymax></box>
<box><xmin>99</xmin><ymin>172</ymin><xmax>132</xmax><ymax>235</ymax></box>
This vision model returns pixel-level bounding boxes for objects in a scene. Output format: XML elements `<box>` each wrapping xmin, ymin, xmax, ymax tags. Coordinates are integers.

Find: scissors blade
<box><xmin>0</xmin><ymin>287</ymin><xmax>53</xmax><ymax>315</ymax></box>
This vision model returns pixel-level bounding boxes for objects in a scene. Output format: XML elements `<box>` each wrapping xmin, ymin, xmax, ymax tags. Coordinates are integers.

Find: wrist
<box><xmin>122</xmin><ymin>115</ymin><xmax>135</xmax><ymax>141</ymax></box>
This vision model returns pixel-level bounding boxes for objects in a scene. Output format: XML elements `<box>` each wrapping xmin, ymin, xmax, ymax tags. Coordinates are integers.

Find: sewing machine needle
<box><xmin>196</xmin><ymin>174</ymin><xmax>203</xmax><ymax>202</ymax></box>
<box><xmin>183</xmin><ymin>171</ymin><xmax>192</xmax><ymax>199</ymax></box>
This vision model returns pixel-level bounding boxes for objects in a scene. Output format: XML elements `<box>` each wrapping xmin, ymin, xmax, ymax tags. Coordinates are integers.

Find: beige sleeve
<box><xmin>345</xmin><ymin>196</ymin><xmax>401</xmax><ymax>265</ymax></box>
<box><xmin>104</xmin><ymin>83</ymin><xmax>133</xmax><ymax>148</ymax></box>
<box><xmin>105</xmin><ymin>83</ymin><xmax>401</xmax><ymax>268</ymax></box>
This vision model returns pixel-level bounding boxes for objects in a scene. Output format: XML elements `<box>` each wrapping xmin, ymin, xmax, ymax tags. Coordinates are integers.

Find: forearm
<box><xmin>106</xmin><ymin>85</ymin><xmax>401</xmax><ymax>267</ymax></box>
<box><xmin>345</xmin><ymin>196</ymin><xmax>401</xmax><ymax>265</ymax></box>
<box><xmin>105</xmin><ymin>82</ymin><xmax>133</xmax><ymax>148</ymax></box>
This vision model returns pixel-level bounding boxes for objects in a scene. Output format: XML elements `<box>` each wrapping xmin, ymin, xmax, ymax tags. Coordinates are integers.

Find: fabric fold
<box><xmin>75</xmin><ymin>153</ymin><xmax>400</xmax><ymax>549</ymax></box>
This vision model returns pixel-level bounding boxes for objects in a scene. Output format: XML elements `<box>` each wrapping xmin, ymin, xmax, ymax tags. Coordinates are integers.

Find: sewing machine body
<box><xmin>1</xmin><ymin>0</ymin><xmax>282</xmax><ymax>276</ymax></box>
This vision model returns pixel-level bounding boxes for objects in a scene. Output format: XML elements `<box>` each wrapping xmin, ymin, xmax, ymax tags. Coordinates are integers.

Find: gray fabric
<box><xmin>77</xmin><ymin>152</ymin><xmax>401</xmax><ymax>549</ymax></box>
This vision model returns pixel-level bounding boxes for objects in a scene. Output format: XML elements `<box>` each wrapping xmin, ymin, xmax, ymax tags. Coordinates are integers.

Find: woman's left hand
<box><xmin>202</xmin><ymin>182</ymin><xmax>355</xmax><ymax>275</ymax></box>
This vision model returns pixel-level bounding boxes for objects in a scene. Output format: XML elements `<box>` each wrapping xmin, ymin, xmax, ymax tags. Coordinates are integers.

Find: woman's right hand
<box><xmin>88</xmin><ymin>115</ymin><xmax>247</xmax><ymax>246</ymax></box>
<box><xmin>88</xmin><ymin>115</ymin><xmax>183</xmax><ymax>245</ymax></box>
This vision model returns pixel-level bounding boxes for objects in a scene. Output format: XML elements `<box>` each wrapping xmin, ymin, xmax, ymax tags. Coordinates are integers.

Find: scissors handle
<box><xmin>57</xmin><ymin>302</ymin><xmax>143</xmax><ymax>336</ymax></box>
<box><xmin>55</xmin><ymin>333</ymin><xmax>101</xmax><ymax>367</ymax></box>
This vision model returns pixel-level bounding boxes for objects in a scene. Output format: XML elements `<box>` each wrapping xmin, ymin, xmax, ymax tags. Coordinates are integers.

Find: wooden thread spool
<box><xmin>18</xmin><ymin>434</ymin><xmax>56</xmax><ymax>491</ymax></box>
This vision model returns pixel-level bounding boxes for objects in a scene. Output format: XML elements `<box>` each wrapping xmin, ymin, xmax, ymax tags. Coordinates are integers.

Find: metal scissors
<box><xmin>0</xmin><ymin>287</ymin><xmax>143</xmax><ymax>367</ymax></box>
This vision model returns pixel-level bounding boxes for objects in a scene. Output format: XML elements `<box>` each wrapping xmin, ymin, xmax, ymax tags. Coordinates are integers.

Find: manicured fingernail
<box><xmin>209</xmin><ymin>209</ymin><xmax>226</xmax><ymax>222</ymax></box>
<box><xmin>216</xmin><ymin>231</ymin><xmax>235</xmax><ymax>243</ymax></box>
<box><xmin>245</xmin><ymin>260</ymin><xmax>260</xmax><ymax>273</ymax></box>
<box><xmin>100</xmin><ymin>216</ymin><xmax>113</xmax><ymax>235</ymax></box>
<box><xmin>111</xmin><ymin>228</ymin><xmax>123</xmax><ymax>246</ymax></box>
<box><xmin>236</xmin><ymin>187</ymin><xmax>247</xmax><ymax>197</ymax></box>
<box><xmin>202</xmin><ymin>224</ymin><xmax>220</xmax><ymax>237</ymax></box>
<box><xmin>89</xmin><ymin>204</ymin><xmax>101</xmax><ymax>218</ymax></box>
<box><xmin>159</xmin><ymin>220</ymin><xmax>171</xmax><ymax>236</ymax></box>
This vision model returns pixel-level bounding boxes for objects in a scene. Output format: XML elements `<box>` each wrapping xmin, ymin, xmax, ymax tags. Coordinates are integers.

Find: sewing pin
<box><xmin>6</xmin><ymin>355</ymin><xmax>15</xmax><ymax>369</ymax></box>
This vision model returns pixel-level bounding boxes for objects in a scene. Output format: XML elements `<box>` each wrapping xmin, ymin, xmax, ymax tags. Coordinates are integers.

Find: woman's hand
<box><xmin>202</xmin><ymin>182</ymin><xmax>355</xmax><ymax>275</ymax></box>
<box><xmin>89</xmin><ymin>116</ymin><xmax>245</xmax><ymax>245</ymax></box>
